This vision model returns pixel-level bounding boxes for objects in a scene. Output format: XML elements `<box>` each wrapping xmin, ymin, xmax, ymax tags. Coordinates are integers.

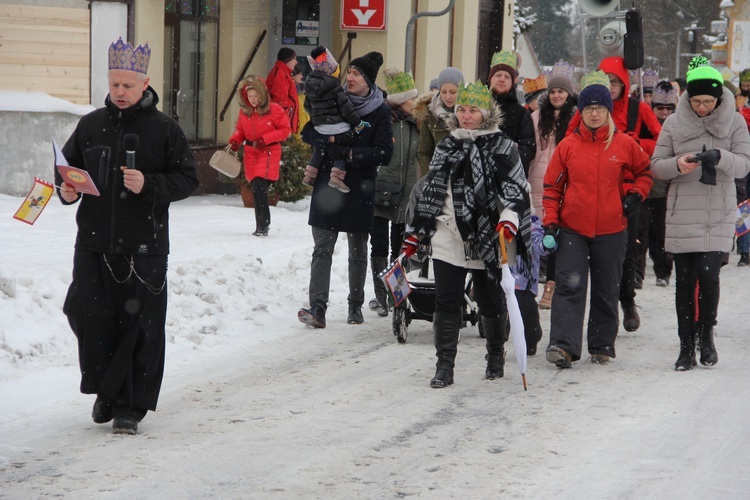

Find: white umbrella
<box><xmin>499</xmin><ymin>236</ymin><xmax>528</xmax><ymax>390</ymax></box>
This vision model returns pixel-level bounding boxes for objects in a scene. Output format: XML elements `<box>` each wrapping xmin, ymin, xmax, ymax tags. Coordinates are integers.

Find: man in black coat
<box><xmin>298</xmin><ymin>51</ymin><xmax>394</xmax><ymax>328</ymax></box>
<box><xmin>56</xmin><ymin>39</ymin><xmax>198</xmax><ymax>435</ymax></box>
<box><xmin>488</xmin><ymin>51</ymin><xmax>536</xmax><ymax>175</ymax></box>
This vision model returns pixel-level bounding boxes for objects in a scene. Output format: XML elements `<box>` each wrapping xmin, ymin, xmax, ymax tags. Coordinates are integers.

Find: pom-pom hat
<box><xmin>384</xmin><ymin>69</ymin><xmax>418</xmax><ymax>104</ymax></box>
<box><xmin>578</xmin><ymin>70</ymin><xmax>613</xmax><ymax>113</ymax></box>
<box><xmin>108</xmin><ymin>38</ymin><xmax>150</xmax><ymax>74</ymax></box>
<box><xmin>686</xmin><ymin>56</ymin><xmax>723</xmax><ymax>98</ymax></box>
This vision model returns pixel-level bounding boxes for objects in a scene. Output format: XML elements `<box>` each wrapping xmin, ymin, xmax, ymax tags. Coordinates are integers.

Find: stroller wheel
<box><xmin>393</xmin><ymin>306</ymin><xmax>408</xmax><ymax>344</ymax></box>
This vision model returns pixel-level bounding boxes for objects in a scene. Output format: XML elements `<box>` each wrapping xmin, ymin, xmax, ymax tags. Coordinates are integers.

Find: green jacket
<box><xmin>414</xmin><ymin>92</ymin><xmax>452</xmax><ymax>177</ymax></box>
<box><xmin>374</xmin><ymin>113</ymin><xmax>419</xmax><ymax>224</ymax></box>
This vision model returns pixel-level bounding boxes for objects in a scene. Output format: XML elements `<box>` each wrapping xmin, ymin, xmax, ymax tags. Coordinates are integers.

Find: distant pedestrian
<box><xmin>266</xmin><ymin>47</ymin><xmax>299</xmax><ymax>133</ymax></box>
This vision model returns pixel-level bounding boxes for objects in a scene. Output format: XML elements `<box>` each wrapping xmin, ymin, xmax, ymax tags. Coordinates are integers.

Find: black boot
<box><xmin>675</xmin><ymin>332</ymin><xmax>696</xmax><ymax>371</ymax></box>
<box><xmin>697</xmin><ymin>322</ymin><xmax>718</xmax><ymax>366</ymax></box>
<box><xmin>430</xmin><ymin>311</ymin><xmax>461</xmax><ymax>388</ymax></box>
<box><xmin>481</xmin><ymin>315</ymin><xmax>506</xmax><ymax>380</ymax></box>
<box><xmin>369</xmin><ymin>256</ymin><xmax>389</xmax><ymax>317</ymax></box>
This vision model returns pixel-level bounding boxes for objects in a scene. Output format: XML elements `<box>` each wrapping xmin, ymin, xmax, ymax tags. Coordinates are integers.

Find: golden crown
<box><xmin>456</xmin><ymin>80</ymin><xmax>492</xmax><ymax>110</ymax></box>
<box><xmin>523</xmin><ymin>74</ymin><xmax>548</xmax><ymax>94</ymax></box>
<box><xmin>580</xmin><ymin>70</ymin><xmax>610</xmax><ymax>90</ymax></box>
<box><xmin>108</xmin><ymin>38</ymin><xmax>151</xmax><ymax>74</ymax></box>
<box><xmin>491</xmin><ymin>50</ymin><xmax>518</xmax><ymax>69</ymax></box>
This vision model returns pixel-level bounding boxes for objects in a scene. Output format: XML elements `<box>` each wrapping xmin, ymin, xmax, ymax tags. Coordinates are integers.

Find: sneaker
<box><xmin>655</xmin><ymin>277</ymin><xmax>669</xmax><ymax>287</ymax></box>
<box><xmin>328</xmin><ymin>176</ymin><xmax>351</xmax><ymax>193</ymax></box>
<box><xmin>298</xmin><ymin>305</ymin><xmax>326</xmax><ymax>328</ymax></box>
<box><xmin>622</xmin><ymin>302</ymin><xmax>641</xmax><ymax>332</ymax></box>
<box><xmin>347</xmin><ymin>304</ymin><xmax>364</xmax><ymax>324</ymax></box>
<box><xmin>368</xmin><ymin>298</ymin><xmax>388</xmax><ymax>317</ymax></box>
<box><xmin>112</xmin><ymin>416</ymin><xmax>138</xmax><ymax>435</ymax></box>
<box><xmin>739</xmin><ymin>253</ymin><xmax>749</xmax><ymax>267</ymax></box>
<box><xmin>590</xmin><ymin>354</ymin><xmax>610</xmax><ymax>365</ymax></box>
<box><xmin>546</xmin><ymin>345</ymin><xmax>572</xmax><ymax>369</ymax></box>
<box><xmin>92</xmin><ymin>395</ymin><xmax>113</xmax><ymax>424</ymax></box>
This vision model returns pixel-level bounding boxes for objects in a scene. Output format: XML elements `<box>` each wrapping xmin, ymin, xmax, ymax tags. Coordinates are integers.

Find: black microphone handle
<box><xmin>126</xmin><ymin>151</ymin><xmax>135</xmax><ymax>169</ymax></box>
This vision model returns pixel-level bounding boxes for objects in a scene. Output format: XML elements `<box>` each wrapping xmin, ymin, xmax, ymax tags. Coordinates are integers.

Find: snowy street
<box><xmin>1</xmin><ymin>194</ymin><xmax>749</xmax><ymax>498</ymax></box>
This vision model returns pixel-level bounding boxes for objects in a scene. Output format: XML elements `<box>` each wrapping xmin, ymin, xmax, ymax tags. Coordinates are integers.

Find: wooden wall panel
<box><xmin>0</xmin><ymin>5</ymin><xmax>90</xmax><ymax>104</ymax></box>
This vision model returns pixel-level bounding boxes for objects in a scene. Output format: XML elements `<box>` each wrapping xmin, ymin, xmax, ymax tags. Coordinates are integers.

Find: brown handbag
<box><xmin>209</xmin><ymin>145</ymin><xmax>242</xmax><ymax>177</ymax></box>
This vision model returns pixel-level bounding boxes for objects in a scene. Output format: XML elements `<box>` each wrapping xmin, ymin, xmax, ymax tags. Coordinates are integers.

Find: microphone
<box><xmin>123</xmin><ymin>134</ymin><xmax>139</xmax><ymax>169</ymax></box>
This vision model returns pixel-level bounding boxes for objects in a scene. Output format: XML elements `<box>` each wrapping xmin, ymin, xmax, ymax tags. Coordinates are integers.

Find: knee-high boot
<box><xmin>370</xmin><ymin>256</ymin><xmax>389</xmax><ymax>316</ymax></box>
<box><xmin>431</xmin><ymin>311</ymin><xmax>461</xmax><ymax>388</ymax></box>
<box><xmin>482</xmin><ymin>315</ymin><xmax>506</xmax><ymax>379</ymax></box>
<box><xmin>697</xmin><ymin>322</ymin><xmax>718</xmax><ymax>366</ymax></box>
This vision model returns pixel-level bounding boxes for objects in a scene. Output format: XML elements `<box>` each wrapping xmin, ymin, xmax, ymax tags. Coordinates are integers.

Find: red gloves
<box><xmin>254</xmin><ymin>137</ymin><xmax>267</xmax><ymax>150</ymax></box>
<box><xmin>228</xmin><ymin>139</ymin><xmax>240</xmax><ymax>151</ymax></box>
<box><xmin>496</xmin><ymin>220</ymin><xmax>518</xmax><ymax>240</ymax></box>
<box><xmin>401</xmin><ymin>235</ymin><xmax>420</xmax><ymax>258</ymax></box>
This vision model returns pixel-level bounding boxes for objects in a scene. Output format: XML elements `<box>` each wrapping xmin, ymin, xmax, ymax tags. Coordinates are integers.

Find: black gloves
<box><xmin>694</xmin><ymin>145</ymin><xmax>721</xmax><ymax>186</ymax></box>
<box><xmin>622</xmin><ymin>192</ymin><xmax>642</xmax><ymax>218</ymax></box>
<box><xmin>542</xmin><ymin>225</ymin><xmax>558</xmax><ymax>250</ymax></box>
<box><xmin>326</xmin><ymin>144</ymin><xmax>351</xmax><ymax>161</ymax></box>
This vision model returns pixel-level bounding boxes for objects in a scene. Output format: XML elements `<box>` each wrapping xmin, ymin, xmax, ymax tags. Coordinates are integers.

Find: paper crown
<box><xmin>545</xmin><ymin>59</ymin><xmax>575</xmax><ymax>82</ymax></box>
<box><xmin>456</xmin><ymin>80</ymin><xmax>492</xmax><ymax>110</ymax></box>
<box><xmin>491</xmin><ymin>50</ymin><xmax>518</xmax><ymax>70</ymax></box>
<box><xmin>108</xmin><ymin>38</ymin><xmax>150</xmax><ymax>74</ymax></box>
<box><xmin>740</xmin><ymin>68</ymin><xmax>750</xmax><ymax>83</ymax></box>
<box><xmin>580</xmin><ymin>70</ymin><xmax>610</xmax><ymax>90</ymax></box>
<box><xmin>642</xmin><ymin>69</ymin><xmax>659</xmax><ymax>89</ymax></box>
<box><xmin>384</xmin><ymin>70</ymin><xmax>418</xmax><ymax>103</ymax></box>
<box><xmin>651</xmin><ymin>80</ymin><xmax>678</xmax><ymax>106</ymax></box>
<box><xmin>522</xmin><ymin>74</ymin><xmax>547</xmax><ymax>95</ymax></box>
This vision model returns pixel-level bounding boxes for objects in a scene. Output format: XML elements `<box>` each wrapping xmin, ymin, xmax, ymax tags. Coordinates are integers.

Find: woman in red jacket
<box><xmin>542</xmin><ymin>71</ymin><xmax>653</xmax><ymax>369</ymax></box>
<box><xmin>266</xmin><ymin>48</ymin><xmax>299</xmax><ymax>134</ymax></box>
<box><xmin>229</xmin><ymin>75</ymin><xmax>291</xmax><ymax>236</ymax></box>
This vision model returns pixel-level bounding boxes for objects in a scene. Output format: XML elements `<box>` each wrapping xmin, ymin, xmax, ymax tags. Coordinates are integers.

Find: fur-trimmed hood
<box><xmin>670</xmin><ymin>86</ymin><xmax>738</xmax><ymax>144</ymax></box>
<box><xmin>237</xmin><ymin>75</ymin><xmax>270</xmax><ymax>115</ymax></box>
<box><xmin>412</xmin><ymin>91</ymin><xmax>455</xmax><ymax>123</ymax></box>
<box><xmin>440</xmin><ymin>100</ymin><xmax>504</xmax><ymax>139</ymax></box>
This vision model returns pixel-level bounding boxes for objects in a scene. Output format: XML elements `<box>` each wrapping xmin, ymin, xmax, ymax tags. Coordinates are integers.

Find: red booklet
<box><xmin>53</xmin><ymin>141</ymin><xmax>100</xmax><ymax>196</ymax></box>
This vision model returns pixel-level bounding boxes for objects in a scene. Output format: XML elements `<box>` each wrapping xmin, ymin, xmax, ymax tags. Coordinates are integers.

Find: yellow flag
<box><xmin>13</xmin><ymin>177</ymin><xmax>54</xmax><ymax>225</ymax></box>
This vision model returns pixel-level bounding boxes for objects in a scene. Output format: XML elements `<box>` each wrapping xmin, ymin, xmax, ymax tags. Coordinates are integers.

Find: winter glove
<box><xmin>327</xmin><ymin>144</ymin><xmax>351</xmax><ymax>161</ymax></box>
<box><xmin>401</xmin><ymin>235</ymin><xmax>421</xmax><ymax>258</ymax></box>
<box><xmin>254</xmin><ymin>137</ymin><xmax>267</xmax><ymax>150</ymax></box>
<box><xmin>496</xmin><ymin>220</ymin><xmax>518</xmax><ymax>241</ymax></box>
<box><xmin>621</xmin><ymin>192</ymin><xmax>642</xmax><ymax>218</ymax></box>
<box><xmin>354</xmin><ymin>120</ymin><xmax>371</xmax><ymax>133</ymax></box>
<box><xmin>228</xmin><ymin>139</ymin><xmax>240</xmax><ymax>152</ymax></box>
<box><xmin>694</xmin><ymin>145</ymin><xmax>720</xmax><ymax>186</ymax></box>
<box><xmin>542</xmin><ymin>225</ymin><xmax>558</xmax><ymax>250</ymax></box>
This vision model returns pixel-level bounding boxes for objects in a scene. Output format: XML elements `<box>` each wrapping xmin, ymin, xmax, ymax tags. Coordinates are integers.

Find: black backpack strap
<box><xmin>627</xmin><ymin>97</ymin><xmax>639</xmax><ymax>133</ymax></box>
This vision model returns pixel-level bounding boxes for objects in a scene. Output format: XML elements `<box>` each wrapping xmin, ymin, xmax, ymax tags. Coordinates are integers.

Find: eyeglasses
<box><xmin>689</xmin><ymin>98</ymin><xmax>717</xmax><ymax>108</ymax></box>
<box><xmin>609</xmin><ymin>79</ymin><xmax>624</xmax><ymax>87</ymax></box>
<box><xmin>582</xmin><ymin>105</ymin><xmax>607</xmax><ymax>115</ymax></box>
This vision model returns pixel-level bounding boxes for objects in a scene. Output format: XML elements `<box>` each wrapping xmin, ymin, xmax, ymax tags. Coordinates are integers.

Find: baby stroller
<box><xmin>390</xmin><ymin>257</ymin><xmax>481</xmax><ymax>344</ymax></box>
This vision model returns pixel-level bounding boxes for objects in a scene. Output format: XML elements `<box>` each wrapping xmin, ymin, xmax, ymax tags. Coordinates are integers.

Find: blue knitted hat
<box><xmin>578</xmin><ymin>84</ymin><xmax>613</xmax><ymax>113</ymax></box>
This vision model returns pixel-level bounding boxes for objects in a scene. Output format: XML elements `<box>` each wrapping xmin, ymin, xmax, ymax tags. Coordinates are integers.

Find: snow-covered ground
<box><xmin>1</xmin><ymin>193</ymin><xmax>749</xmax><ymax>498</ymax></box>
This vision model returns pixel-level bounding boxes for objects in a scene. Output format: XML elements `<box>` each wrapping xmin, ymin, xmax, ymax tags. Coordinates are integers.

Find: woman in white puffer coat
<box><xmin>651</xmin><ymin>57</ymin><xmax>750</xmax><ymax>371</ymax></box>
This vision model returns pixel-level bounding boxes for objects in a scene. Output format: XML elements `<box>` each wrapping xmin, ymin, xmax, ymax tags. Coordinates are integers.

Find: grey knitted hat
<box><xmin>437</xmin><ymin>67</ymin><xmax>464</xmax><ymax>90</ymax></box>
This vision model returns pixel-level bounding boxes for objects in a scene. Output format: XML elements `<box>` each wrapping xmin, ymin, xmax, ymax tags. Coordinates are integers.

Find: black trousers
<box><xmin>549</xmin><ymin>229</ymin><xmax>627</xmax><ymax>361</ymax></box>
<box><xmin>433</xmin><ymin>259</ymin><xmax>502</xmax><ymax>318</ymax></box>
<box><xmin>517</xmin><ymin>289</ymin><xmax>543</xmax><ymax>348</ymax></box>
<box><xmin>673</xmin><ymin>252</ymin><xmax>723</xmax><ymax>333</ymax></box>
<box><xmin>635</xmin><ymin>197</ymin><xmax>672</xmax><ymax>281</ymax></box>
<box><xmin>251</xmin><ymin>178</ymin><xmax>271</xmax><ymax>231</ymax></box>
<box><xmin>370</xmin><ymin>215</ymin><xmax>404</xmax><ymax>262</ymax></box>
<box><xmin>63</xmin><ymin>250</ymin><xmax>168</xmax><ymax>413</ymax></box>
<box><xmin>620</xmin><ymin>209</ymin><xmax>639</xmax><ymax>306</ymax></box>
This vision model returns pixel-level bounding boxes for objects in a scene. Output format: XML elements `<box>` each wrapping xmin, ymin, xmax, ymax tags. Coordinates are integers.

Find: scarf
<box><xmin>390</xmin><ymin>102</ymin><xmax>413</xmax><ymax>122</ymax></box>
<box><xmin>412</xmin><ymin>131</ymin><xmax>532</xmax><ymax>284</ymax></box>
<box><xmin>345</xmin><ymin>84</ymin><xmax>385</xmax><ymax>117</ymax></box>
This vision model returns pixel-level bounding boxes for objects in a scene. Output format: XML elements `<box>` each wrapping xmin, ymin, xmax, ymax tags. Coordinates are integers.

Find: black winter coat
<box><xmin>304</xmin><ymin>72</ymin><xmax>361</xmax><ymax>128</ymax></box>
<box><xmin>302</xmin><ymin>100</ymin><xmax>394</xmax><ymax>233</ymax></box>
<box><xmin>57</xmin><ymin>87</ymin><xmax>199</xmax><ymax>256</ymax></box>
<box><xmin>493</xmin><ymin>91</ymin><xmax>536</xmax><ymax>175</ymax></box>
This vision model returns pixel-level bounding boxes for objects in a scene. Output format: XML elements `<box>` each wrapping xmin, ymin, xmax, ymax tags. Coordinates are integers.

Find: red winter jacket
<box><xmin>543</xmin><ymin>124</ymin><xmax>653</xmax><ymax>237</ymax></box>
<box><xmin>741</xmin><ymin>105</ymin><xmax>750</xmax><ymax>132</ymax></box>
<box><xmin>229</xmin><ymin>76</ymin><xmax>291</xmax><ymax>182</ymax></box>
<box><xmin>266</xmin><ymin>60</ymin><xmax>299</xmax><ymax>133</ymax></box>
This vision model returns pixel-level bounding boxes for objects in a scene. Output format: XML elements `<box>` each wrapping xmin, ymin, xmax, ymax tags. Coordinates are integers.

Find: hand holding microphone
<box><xmin>121</xmin><ymin>134</ymin><xmax>144</xmax><ymax>193</ymax></box>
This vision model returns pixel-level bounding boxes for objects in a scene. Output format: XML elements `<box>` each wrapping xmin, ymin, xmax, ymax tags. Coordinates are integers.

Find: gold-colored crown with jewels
<box><xmin>580</xmin><ymin>70</ymin><xmax>610</xmax><ymax>90</ymax></box>
<box><xmin>108</xmin><ymin>38</ymin><xmax>151</xmax><ymax>74</ymax></box>
<box><xmin>523</xmin><ymin>74</ymin><xmax>548</xmax><ymax>94</ymax></box>
<box><xmin>456</xmin><ymin>80</ymin><xmax>492</xmax><ymax>110</ymax></box>
<box><xmin>490</xmin><ymin>50</ymin><xmax>518</xmax><ymax>69</ymax></box>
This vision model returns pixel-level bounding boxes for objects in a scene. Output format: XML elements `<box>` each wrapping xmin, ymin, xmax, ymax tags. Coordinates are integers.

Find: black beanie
<box><xmin>277</xmin><ymin>47</ymin><xmax>296</xmax><ymax>63</ymax></box>
<box><xmin>348</xmin><ymin>51</ymin><xmax>384</xmax><ymax>86</ymax></box>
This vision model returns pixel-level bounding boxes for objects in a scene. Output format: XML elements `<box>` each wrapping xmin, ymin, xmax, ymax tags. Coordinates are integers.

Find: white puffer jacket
<box><xmin>651</xmin><ymin>87</ymin><xmax>750</xmax><ymax>253</ymax></box>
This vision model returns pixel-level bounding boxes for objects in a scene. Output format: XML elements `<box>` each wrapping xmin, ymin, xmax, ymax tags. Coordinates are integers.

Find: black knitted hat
<box><xmin>348</xmin><ymin>51</ymin><xmax>384</xmax><ymax>86</ymax></box>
